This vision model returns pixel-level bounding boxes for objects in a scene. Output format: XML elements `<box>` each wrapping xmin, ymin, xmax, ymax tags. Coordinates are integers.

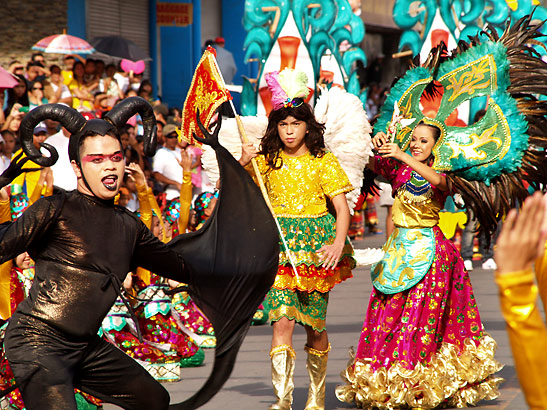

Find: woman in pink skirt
<box><xmin>336</xmin><ymin>124</ymin><xmax>502</xmax><ymax>409</ymax></box>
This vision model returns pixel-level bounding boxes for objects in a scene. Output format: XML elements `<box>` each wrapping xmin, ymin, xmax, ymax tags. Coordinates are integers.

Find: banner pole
<box><xmin>210</xmin><ymin>54</ymin><xmax>300</xmax><ymax>278</ymax></box>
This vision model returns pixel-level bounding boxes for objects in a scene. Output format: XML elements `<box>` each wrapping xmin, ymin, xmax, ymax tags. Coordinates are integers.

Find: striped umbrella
<box><xmin>32</xmin><ymin>32</ymin><xmax>95</xmax><ymax>54</ymax></box>
<box><xmin>0</xmin><ymin>66</ymin><xmax>19</xmax><ymax>88</ymax></box>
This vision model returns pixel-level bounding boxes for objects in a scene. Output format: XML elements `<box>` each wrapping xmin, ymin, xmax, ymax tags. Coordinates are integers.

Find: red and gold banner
<box><xmin>180</xmin><ymin>47</ymin><xmax>232</xmax><ymax>146</ymax></box>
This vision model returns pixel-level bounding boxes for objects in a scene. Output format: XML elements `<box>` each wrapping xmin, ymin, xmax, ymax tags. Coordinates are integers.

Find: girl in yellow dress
<box><xmin>239</xmin><ymin>68</ymin><xmax>355</xmax><ymax>410</ymax></box>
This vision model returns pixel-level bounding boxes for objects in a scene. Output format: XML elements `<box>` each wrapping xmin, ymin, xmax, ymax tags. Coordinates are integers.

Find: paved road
<box><xmin>106</xmin><ymin>215</ymin><xmax>529</xmax><ymax>409</ymax></box>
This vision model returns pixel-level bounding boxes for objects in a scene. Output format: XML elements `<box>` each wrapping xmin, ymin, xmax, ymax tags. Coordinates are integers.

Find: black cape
<box><xmin>167</xmin><ymin>132</ymin><xmax>279</xmax><ymax>408</ymax></box>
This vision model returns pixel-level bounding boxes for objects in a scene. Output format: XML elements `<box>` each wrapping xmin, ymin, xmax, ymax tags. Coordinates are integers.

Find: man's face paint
<box><xmin>73</xmin><ymin>134</ymin><xmax>125</xmax><ymax>200</ymax></box>
<box><xmin>81</xmin><ymin>152</ymin><xmax>124</xmax><ymax>164</ymax></box>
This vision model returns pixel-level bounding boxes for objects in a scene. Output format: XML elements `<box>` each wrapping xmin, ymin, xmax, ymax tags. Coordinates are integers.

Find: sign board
<box><xmin>157</xmin><ymin>2</ymin><xmax>193</xmax><ymax>26</ymax></box>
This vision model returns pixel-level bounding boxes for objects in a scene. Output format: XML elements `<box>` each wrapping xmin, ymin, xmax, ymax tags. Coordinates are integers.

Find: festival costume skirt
<box><xmin>336</xmin><ymin>226</ymin><xmax>503</xmax><ymax>409</ymax></box>
<box><xmin>101</xmin><ymin>299</ymin><xmax>183</xmax><ymax>382</ymax></box>
<box><xmin>268</xmin><ymin>214</ymin><xmax>355</xmax><ymax>332</ymax></box>
<box><xmin>171</xmin><ymin>291</ymin><xmax>216</xmax><ymax>348</ymax></box>
<box><xmin>135</xmin><ymin>284</ymin><xmax>204</xmax><ymax>368</ymax></box>
<box><xmin>349</xmin><ymin>210</ymin><xmax>365</xmax><ymax>239</ymax></box>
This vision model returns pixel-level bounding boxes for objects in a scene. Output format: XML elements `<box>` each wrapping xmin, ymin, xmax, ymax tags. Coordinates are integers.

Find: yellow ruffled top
<box><xmin>249</xmin><ymin>151</ymin><xmax>353</xmax><ymax>218</ymax></box>
<box><xmin>247</xmin><ymin>150</ymin><xmax>355</xmax><ymax>293</ymax></box>
<box><xmin>495</xmin><ymin>243</ymin><xmax>547</xmax><ymax>410</ymax></box>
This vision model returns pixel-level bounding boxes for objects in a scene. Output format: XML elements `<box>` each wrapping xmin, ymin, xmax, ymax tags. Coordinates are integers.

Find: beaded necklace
<box><xmin>398</xmin><ymin>171</ymin><xmax>433</xmax><ymax>203</ymax></box>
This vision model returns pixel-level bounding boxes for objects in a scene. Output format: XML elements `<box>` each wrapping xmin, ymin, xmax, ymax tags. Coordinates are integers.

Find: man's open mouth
<box><xmin>101</xmin><ymin>175</ymin><xmax>118</xmax><ymax>191</ymax></box>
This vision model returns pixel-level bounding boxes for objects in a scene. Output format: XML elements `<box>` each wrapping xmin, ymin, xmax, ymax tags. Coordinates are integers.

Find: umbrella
<box><xmin>0</xmin><ymin>67</ymin><xmax>19</xmax><ymax>88</ymax></box>
<box><xmin>91</xmin><ymin>36</ymin><xmax>151</xmax><ymax>61</ymax></box>
<box><xmin>32</xmin><ymin>33</ymin><xmax>95</xmax><ymax>54</ymax></box>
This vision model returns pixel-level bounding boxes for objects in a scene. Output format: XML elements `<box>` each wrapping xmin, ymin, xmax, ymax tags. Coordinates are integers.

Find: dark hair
<box><xmin>26</xmin><ymin>61</ymin><xmax>44</xmax><ymax>70</ymax></box>
<box><xmin>49</xmin><ymin>64</ymin><xmax>61</xmax><ymax>73</ymax></box>
<box><xmin>29</xmin><ymin>79</ymin><xmax>44</xmax><ymax>92</ymax></box>
<box><xmin>73</xmin><ymin>61</ymin><xmax>84</xmax><ymax>71</ymax></box>
<box><xmin>138</xmin><ymin>80</ymin><xmax>153</xmax><ymax>96</ymax></box>
<box><xmin>72</xmin><ymin>61</ymin><xmax>85</xmax><ymax>81</ymax></box>
<box><xmin>260</xmin><ymin>103</ymin><xmax>325</xmax><ymax>169</ymax></box>
<box><xmin>1</xmin><ymin>130</ymin><xmax>15</xmax><ymax>140</ymax></box>
<box><xmin>5</xmin><ymin>74</ymin><xmax>29</xmax><ymax>116</ymax></box>
<box><xmin>78</xmin><ymin>129</ymin><xmax>122</xmax><ymax>159</ymax></box>
<box><xmin>415</xmin><ymin>121</ymin><xmax>441</xmax><ymax>141</ymax></box>
<box><xmin>31</xmin><ymin>52</ymin><xmax>44</xmax><ymax>61</ymax></box>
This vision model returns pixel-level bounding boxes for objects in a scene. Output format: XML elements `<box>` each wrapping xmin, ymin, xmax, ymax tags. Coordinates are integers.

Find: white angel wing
<box><xmin>314</xmin><ymin>86</ymin><xmax>373</xmax><ymax>211</ymax></box>
<box><xmin>201</xmin><ymin>116</ymin><xmax>268</xmax><ymax>187</ymax></box>
<box><xmin>353</xmin><ymin>248</ymin><xmax>385</xmax><ymax>267</ymax></box>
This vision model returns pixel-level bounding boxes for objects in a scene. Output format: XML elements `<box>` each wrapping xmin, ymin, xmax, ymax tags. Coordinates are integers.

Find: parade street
<box><xmin>105</xmin><ymin>214</ymin><xmax>530</xmax><ymax>410</ymax></box>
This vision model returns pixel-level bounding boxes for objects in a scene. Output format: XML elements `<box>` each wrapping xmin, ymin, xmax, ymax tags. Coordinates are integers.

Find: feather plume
<box><xmin>277</xmin><ymin>69</ymin><xmax>310</xmax><ymax>100</ymax></box>
<box><xmin>446</xmin><ymin>14</ymin><xmax>547</xmax><ymax>240</ymax></box>
<box><xmin>264</xmin><ymin>71</ymin><xmax>288</xmax><ymax>110</ymax></box>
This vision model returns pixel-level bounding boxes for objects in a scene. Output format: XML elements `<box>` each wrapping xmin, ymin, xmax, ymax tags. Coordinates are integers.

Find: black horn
<box><xmin>20</xmin><ymin>104</ymin><xmax>86</xmax><ymax>167</ymax></box>
<box><xmin>105</xmin><ymin>97</ymin><xmax>157</xmax><ymax>156</ymax></box>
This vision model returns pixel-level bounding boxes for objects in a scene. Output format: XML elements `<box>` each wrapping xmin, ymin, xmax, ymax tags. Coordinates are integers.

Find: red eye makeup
<box><xmin>81</xmin><ymin>152</ymin><xmax>124</xmax><ymax>164</ymax></box>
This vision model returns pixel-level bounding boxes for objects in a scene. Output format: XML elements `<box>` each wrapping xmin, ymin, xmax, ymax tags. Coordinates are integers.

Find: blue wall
<box><xmin>155</xmin><ymin>0</ymin><xmax>201</xmax><ymax>108</ymax></box>
<box><xmin>67</xmin><ymin>0</ymin><xmax>86</xmax><ymax>38</ymax></box>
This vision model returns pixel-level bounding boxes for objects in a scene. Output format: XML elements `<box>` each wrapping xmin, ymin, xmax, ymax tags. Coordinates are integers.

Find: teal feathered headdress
<box><xmin>376</xmin><ymin>14</ymin><xmax>547</xmax><ymax>236</ymax></box>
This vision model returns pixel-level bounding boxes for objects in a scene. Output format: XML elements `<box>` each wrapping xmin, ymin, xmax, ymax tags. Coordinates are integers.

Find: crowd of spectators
<box><xmin>0</xmin><ymin>51</ymin><xmax>213</xmax><ymax>236</ymax></box>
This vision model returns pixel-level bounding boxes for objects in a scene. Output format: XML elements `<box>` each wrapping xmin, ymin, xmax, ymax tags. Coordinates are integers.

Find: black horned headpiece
<box><xmin>19</xmin><ymin>97</ymin><xmax>157</xmax><ymax>167</ymax></box>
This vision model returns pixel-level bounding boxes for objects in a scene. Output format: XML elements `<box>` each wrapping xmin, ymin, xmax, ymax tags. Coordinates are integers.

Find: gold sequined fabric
<box><xmin>392</xmin><ymin>188</ymin><xmax>444</xmax><ymax>229</ymax></box>
<box><xmin>250</xmin><ymin>151</ymin><xmax>353</xmax><ymax>217</ymax></box>
<box><xmin>336</xmin><ymin>334</ymin><xmax>503</xmax><ymax>409</ymax></box>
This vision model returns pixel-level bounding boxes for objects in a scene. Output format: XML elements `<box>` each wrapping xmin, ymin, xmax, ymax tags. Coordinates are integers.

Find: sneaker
<box><xmin>464</xmin><ymin>260</ymin><xmax>473</xmax><ymax>271</ymax></box>
<box><xmin>482</xmin><ymin>258</ymin><xmax>497</xmax><ymax>270</ymax></box>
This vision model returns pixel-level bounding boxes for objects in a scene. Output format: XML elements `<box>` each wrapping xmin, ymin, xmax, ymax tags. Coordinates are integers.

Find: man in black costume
<box><xmin>0</xmin><ymin>98</ymin><xmax>279</xmax><ymax>409</ymax></box>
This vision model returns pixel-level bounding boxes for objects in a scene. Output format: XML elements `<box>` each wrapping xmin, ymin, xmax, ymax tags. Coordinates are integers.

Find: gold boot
<box><xmin>268</xmin><ymin>344</ymin><xmax>296</xmax><ymax>410</ymax></box>
<box><xmin>304</xmin><ymin>343</ymin><xmax>330</xmax><ymax>410</ymax></box>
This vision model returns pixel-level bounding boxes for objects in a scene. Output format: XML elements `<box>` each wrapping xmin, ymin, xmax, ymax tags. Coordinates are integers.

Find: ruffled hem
<box><xmin>336</xmin><ymin>333</ymin><xmax>503</xmax><ymax>409</ymax></box>
<box><xmin>273</xmin><ymin>256</ymin><xmax>354</xmax><ymax>293</ymax></box>
<box><xmin>138</xmin><ymin>359</ymin><xmax>181</xmax><ymax>382</ymax></box>
<box><xmin>269</xmin><ymin>306</ymin><xmax>326</xmax><ymax>332</ymax></box>
<box><xmin>279</xmin><ymin>244</ymin><xmax>355</xmax><ymax>266</ymax></box>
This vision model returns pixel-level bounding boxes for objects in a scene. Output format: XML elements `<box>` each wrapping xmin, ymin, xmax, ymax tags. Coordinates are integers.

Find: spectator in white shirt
<box><xmin>44</xmin><ymin>65</ymin><xmax>73</xmax><ymax>106</ymax></box>
<box><xmin>152</xmin><ymin>124</ymin><xmax>183</xmax><ymax>201</ymax></box>
<box><xmin>0</xmin><ymin>130</ymin><xmax>16</xmax><ymax>174</ymax></box>
<box><xmin>46</xmin><ymin>127</ymin><xmax>77</xmax><ymax>191</ymax></box>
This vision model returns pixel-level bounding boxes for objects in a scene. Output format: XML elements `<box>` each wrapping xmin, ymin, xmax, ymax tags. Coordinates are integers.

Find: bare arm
<box><xmin>317</xmin><ymin>193</ymin><xmax>351</xmax><ymax>270</ymax></box>
<box><xmin>377</xmin><ymin>141</ymin><xmax>448</xmax><ymax>191</ymax></box>
<box><xmin>1</xmin><ymin>104</ymin><xmax>23</xmax><ymax>132</ymax></box>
